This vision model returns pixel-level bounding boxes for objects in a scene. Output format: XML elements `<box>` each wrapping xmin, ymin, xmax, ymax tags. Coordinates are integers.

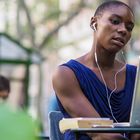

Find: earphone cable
<box><xmin>92</xmin><ymin>23</ymin><xmax>126</xmax><ymax>136</ymax></box>
<box><xmin>95</xmin><ymin>51</ymin><xmax>126</xmax><ymax>123</ymax></box>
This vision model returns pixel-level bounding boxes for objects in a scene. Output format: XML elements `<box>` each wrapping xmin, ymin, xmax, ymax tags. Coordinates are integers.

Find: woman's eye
<box><xmin>126</xmin><ymin>24</ymin><xmax>134</xmax><ymax>32</ymax></box>
<box><xmin>111</xmin><ymin>18</ymin><xmax>121</xmax><ymax>25</ymax></box>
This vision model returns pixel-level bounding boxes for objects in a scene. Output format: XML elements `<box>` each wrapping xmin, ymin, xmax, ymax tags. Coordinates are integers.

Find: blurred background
<box><xmin>0</xmin><ymin>0</ymin><xmax>140</xmax><ymax>136</ymax></box>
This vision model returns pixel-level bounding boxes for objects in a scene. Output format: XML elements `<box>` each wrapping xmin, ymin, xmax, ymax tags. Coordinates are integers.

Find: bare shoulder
<box><xmin>52</xmin><ymin>65</ymin><xmax>76</xmax><ymax>85</ymax></box>
<box><xmin>52</xmin><ymin>65</ymin><xmax>79</xmax><ymax>95</ymax></box>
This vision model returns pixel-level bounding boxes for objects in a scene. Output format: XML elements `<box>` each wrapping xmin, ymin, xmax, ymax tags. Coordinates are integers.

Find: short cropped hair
<box><xmin>94</xmin><ymin>1</ymin><xmax>134</xmax><ymax>17</ymax></box>
<box><xmin>0</xmin><ymin>75</ymin><xmax>10</xmax><ymax>93</ymax></box>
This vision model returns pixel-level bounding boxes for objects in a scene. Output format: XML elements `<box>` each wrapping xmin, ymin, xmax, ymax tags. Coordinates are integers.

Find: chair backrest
<box><xmin>48</xmin><ymin>111</ymin><xmax>64</xmax><ymax>140</ymax></box>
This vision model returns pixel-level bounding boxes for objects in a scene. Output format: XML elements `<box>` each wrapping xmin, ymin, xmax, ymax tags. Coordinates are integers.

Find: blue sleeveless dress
<box><xmin>56</xmin><ymin>59</ymin><xmax>137</xmax><ymax>140</ymax></box>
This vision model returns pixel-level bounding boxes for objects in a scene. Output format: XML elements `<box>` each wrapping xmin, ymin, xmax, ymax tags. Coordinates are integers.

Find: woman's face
<box><xmin>96</xmin><ymin>5</ymin><xmax>134</xmax><ymax>53</ymax></box>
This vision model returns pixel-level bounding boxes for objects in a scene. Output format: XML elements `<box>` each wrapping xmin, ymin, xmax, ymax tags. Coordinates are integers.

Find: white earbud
<box><xmin>91</xmin><ymin>23</ymin><xmax>97</xmax><ymax>31</ymax></box>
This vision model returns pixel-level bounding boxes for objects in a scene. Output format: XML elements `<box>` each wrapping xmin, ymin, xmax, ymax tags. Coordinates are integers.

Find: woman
<box><xmin>52</xmin><ymin>1</ymin><xmax>139</xmax><ymax>140</ymax></box>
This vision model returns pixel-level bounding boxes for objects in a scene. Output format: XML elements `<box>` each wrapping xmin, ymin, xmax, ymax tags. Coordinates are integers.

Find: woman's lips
<box><xmin>111</xmin><ymin>38</ymin><xmax>125</xmax><ymax>47</ymax></box>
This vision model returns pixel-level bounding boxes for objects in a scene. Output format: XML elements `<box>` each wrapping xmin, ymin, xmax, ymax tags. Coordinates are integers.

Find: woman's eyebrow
<box><xmin>110</xmin><ymin>14</ymin><xmax>122</xmax><ymax>19</ymax></box>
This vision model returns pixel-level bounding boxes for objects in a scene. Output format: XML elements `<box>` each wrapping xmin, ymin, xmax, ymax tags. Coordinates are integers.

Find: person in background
<box><xmin>0</xmin><ymin>75</ymin><xmax>10</xmax><ymax>100</ymax></box>
<box><xmin>52</xmin><ymin>1</ymin><xmax>140</xmax><ymax>140</ymax></box>
<box><xmin>0</xmin><ymin>75</ymin><xmax>40</xmax><ymax>140</ymax></box>
<box><xmin>0</xmin><ymin>101</ymin><xmax>40</xmax><ymax>140</ymax></box>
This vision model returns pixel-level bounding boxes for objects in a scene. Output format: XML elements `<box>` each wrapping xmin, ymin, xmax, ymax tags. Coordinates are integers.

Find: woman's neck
<box><xmin>89</xmin><ymin>47</ymin><xmax>116</xmax><ymax>69</ymax></box>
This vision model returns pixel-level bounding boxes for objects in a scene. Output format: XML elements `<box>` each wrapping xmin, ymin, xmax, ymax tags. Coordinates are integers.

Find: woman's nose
<box><xmin>117</xmin><ymin>23</ymin><xmax>127</xmax><ymax>36</ymax></box>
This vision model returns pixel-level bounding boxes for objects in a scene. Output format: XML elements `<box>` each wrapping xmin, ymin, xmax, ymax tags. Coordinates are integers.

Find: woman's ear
<box><xmin>90</xmin><ymin>17</ymin><xmax>97</xmax><ymax>31</ymax></box>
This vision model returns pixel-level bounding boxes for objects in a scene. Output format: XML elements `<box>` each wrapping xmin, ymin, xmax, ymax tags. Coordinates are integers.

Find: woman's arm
<box><xmin>52</xmin><ymin>66</ymin><xmax>129</xmax><ymax>140</ymax></box>
<box><xmin>52</xmin><ymin>65</ymin><xmax>100</xmax><ymax>118</ymax></box>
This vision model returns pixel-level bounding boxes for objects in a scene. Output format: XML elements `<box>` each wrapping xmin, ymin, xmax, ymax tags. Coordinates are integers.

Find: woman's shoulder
<box><xmin>52</xmin><ymin>60</ymin><xmax>81</xmax><ymax>85</ymax></box>
<box><xmin>53</xmin><ymin>63</ymin><xmax>75</xmax><ymax>81</ymax></box>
